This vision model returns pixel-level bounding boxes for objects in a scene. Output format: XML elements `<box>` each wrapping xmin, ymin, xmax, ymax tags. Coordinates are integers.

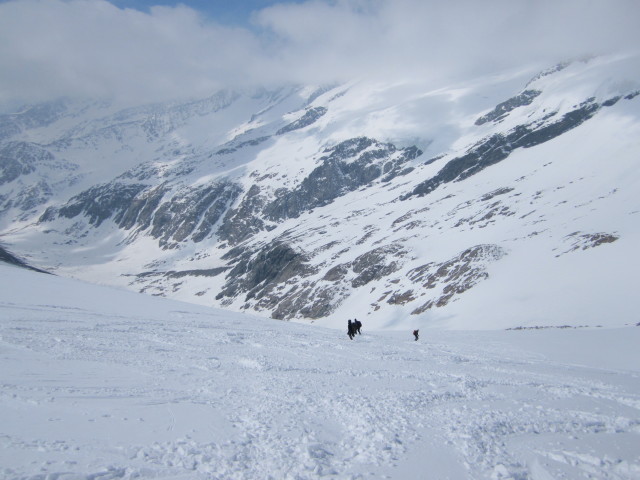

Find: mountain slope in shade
<box><xmin>0</xmin><ymin>243</ymin><xmax>49</xmax><ymax>273</ymax></box>
<box><xmin>1</xmin><ymin>54</ymin><xmax>639</xmax><ymax>330</ymax></box>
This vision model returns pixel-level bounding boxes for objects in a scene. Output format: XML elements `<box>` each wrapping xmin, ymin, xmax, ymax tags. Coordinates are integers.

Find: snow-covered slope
<box><xmin>1</xmin><ymin>54</ymin><xmax>640</xmax><ymax>330</ymax></box>
<box><xmin>1</xmin><ymin>264</ymin><xmax>639</xmax><ymax>479</ymax></box>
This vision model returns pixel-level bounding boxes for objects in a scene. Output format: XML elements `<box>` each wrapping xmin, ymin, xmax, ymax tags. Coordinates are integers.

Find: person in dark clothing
<box><xmin>354</xmin><ymin>319</ymin><xmax>362</xmax><ymax>335</ymax></box>
<box><xmin>413</xmin><ymin>329</ymin><xmax>419</xmax><ymax>341</ymax></box>
<box><xmin>347</xmin><ymin>320</ymin><xmax>355</xmax><ymax>340</ymax></box>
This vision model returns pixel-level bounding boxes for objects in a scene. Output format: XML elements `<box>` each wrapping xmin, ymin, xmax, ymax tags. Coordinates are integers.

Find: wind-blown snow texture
<box><xmin>1</xmin><ymin>54</ymin><xmax>640</xmax><ymax>331</ymax></box>
<box><xmin>1</xmin><ymin>264</ymin><xmax>639</xmax><ymax>479</ymax></box>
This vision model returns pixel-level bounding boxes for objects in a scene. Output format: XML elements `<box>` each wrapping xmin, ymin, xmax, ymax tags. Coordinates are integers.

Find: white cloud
<box><xmin>255</xmin><ymin>0</ymin><xmax>640</xmax><ymax>84</ymax></box>
<box><xmin>1</xmin><ymin>0</ymin><xmax>639</xmax><ymax>106</ymax></box>
<box><xmin>0</xmin><ymin>0</ymin><xmax>264</xmax><ymax>105</ymax></box>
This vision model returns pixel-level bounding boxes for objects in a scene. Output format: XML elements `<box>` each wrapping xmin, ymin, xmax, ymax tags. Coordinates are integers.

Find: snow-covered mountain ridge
<box><xmin>1</xmin><ymin>54</ymin><xmax>640</xmax><ymax>330</ymax></box>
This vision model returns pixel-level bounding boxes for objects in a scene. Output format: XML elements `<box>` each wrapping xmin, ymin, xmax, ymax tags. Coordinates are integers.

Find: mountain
<box><xmin>1</xmin><ymin>54</ymin><xmax>639</xmax><ymax>330</ymax></box>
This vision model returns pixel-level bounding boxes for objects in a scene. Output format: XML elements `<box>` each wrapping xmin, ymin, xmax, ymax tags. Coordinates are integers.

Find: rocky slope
<box><xmin>1</xmin><ymin>54</ymin><xmax>639</xmax><ymax>330</ymax></box>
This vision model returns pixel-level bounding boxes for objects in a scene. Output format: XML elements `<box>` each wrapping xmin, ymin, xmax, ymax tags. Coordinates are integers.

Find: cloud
<box><xmin>1</xmin><ymin>0</ymin><xmax>639</xmax><ymax>106</ymax></box>
<box><xmin>255</xmin><ymin>0</ymin><xmax>640</xmax><ymax>84</ymax></box>
<box><xmin>0</xmin><ymin>0</ymin><xmax>264</xmax><ymax>105</ymax></box>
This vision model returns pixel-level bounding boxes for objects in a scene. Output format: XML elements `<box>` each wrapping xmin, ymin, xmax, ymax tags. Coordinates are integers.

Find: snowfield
<box><xmin>1</xmin><ymin>264</ymin><xmax>639</xmax><ymax>479</ymax></box>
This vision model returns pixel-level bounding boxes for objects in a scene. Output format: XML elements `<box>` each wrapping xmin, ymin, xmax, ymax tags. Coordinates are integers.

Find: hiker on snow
<box><xmin>413</xmin><ymin>329</ymin><xmax>419</xmax><ymax>341</ymax></box>
<box><xmin>347</xmin><ymin>320</ymin><xmax>355</xmax><ymax>340</ymax></box>
<box><xmin>354</xmin><ymin>319</ymin><xmax>362</xmax><ymax>335</ymax></box>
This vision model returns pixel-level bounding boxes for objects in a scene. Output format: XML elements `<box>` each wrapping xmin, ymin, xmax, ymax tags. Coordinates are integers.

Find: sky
<box><xmin>0</xmin><ymin>0</ymin><xmax>639</xmax><ymax>106</ymax></box>
<box><xmin>106</xmin><ymin>0</ymin><xmax>305</xmax><ymax>26</ymax></box>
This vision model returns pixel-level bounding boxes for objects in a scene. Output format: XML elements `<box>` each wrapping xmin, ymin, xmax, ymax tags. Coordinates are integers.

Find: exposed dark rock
<box><xmin>423</xmin><ymin>154</ymin><xmax>445</xmax><ymax>166</ymax></box>
<box><xmin>602</xmin><ymin>96</ymin><xmax>622</xmax><ymax>107</ymax></box>
<box><xmin>217</xmin><ymin>242</ymin><xmax>315</xmax><ymax>302</ymax></box>
<box><xmin>475</xmin><ymin>90</ymin><xmax>541</xmax><ymax>125</ymax></box>
<box><xmin>0</xmin><ymin>142</ymin><xmax>59</xmax><ymax>186</ymax></box>
<box><xmin>5</xmin><ymin>180</ymin><xmax>54</xmax><ymax>214</ymax></box>
<box><xmin>583</xmin><ymin>232</ymin><xmax>619</xmax><ymax>247</ymax></box>
<box><xmin>409</xmin><ymin>244</ymin><xmax>505</xmax><ymax>314</ymax></box>
<box><xmin>0</xmin><ymin>243</ymin><xmax>50</xmax><ymax>273</ymax></box>
<box><xmin>216</xmin><ymin>136</ymin><xmax>270</xmax><ymax>155</ymax></box>
<box><xmin>387</xmin><ymin>290</ymin><xmax>416</xmax><ymax>305</ymax></box>
<box><xmin>555</xmin><ymin>231</ymin><xmax>619</xmax><ymax>257</ymax></box>
<box><xmin>329</xmin><ymin>136</ymin><xmax>375</xmax><ymax>158</ymax></box>
<box><xmin>118</xmin><ymin>184</ymin><xmax>168</xmax><ymax>231</ymax></box>
<box><xmin>41</xmin><ymin>179</ymin><xmax>241</xmax><ymax>247</ymax></box>
<box><xmin>525</xmin><ymin>61</ymin><xmax>571</xmax><ymax>87</ymax></box>
<box><xmin>217</xmin><ymin>137</ymin><xmax>421</xmax><ymax>247</ymax></box>
<box><xmin>149</xmin><ymin>182</ymin><xmax>241</xmax><ymax>247</ymax></box>
<box><xmin>454</xmin><ymin>200</ymin><xmax>515</xmax><ymax>229</ymax></box>
<box><xmin>217</xmin><ymin>184</ymin><xmax>267</xmax><ymax>245</ymax></box>
<box><xmin>351</xmin><ymin>244</ymin><xmax>405</xmax><ymax>288</ymax></box>
<box><xmin>391</xmin><ymin>207</ymin><xmax>430</xmax><ymax>228</ymax></box>
<box><xmin>214</xmin><ymin>240</ymin><xmax>355</xmax><ymax>320</ymax></box>
<box><xmin>263</xmin><ymin>138</ymin><xmax>421</xmax><ymax>222</ymax></box>
<box><xmin>55</xmin><ymin>182</ymin><xmax>148</xmax><ymax>227</ymax></box>
<box><xmin>249</xmin><ymin>244</ymin><xmax>305</xmax><ymax>291</ymax></box>
<box><xmin>311</xmin><ymin>240</ymin><xmax>340</xmax><ymax>256</ymax></box>
<box><xmin>120</xmin><ymin>159</ymin><xmax>197</xmax><ymax>182</ymax></box>
<box><xmin>276</xmin><ymin>107</ymin><xmax>327</xmax><ymax>135</ymax></box>
<box><xmin>480</xmin><ymin>187</ymin><xmax>514</xmax><ymax>202</ymax></box>
<box><xmin>605</xmin><ymin>90</ymin><xmax>640</xmax><ymax>104</ymax></box>
<box><xmin>270</xmin><ymin>284</ymin><xmax>341</xmax><ymax>320</ymax></box>
<box><xmin>305</xmin><ymin>85</ymin><xmax>340</xmax><ymax>105</ymax></box>
<box><xmin>165</xmin><ymin>267</ymin><xmax>230</xmax><ymax>278</ymax></box>
<box><xmin>406</xmin><ymin>100</ymin><xmax>601</xmax><ymax>199</ymax></box>
<box><xmin>323</xmin><ymin>263</ymin><xmax>349</xmax><ymax>282</ymax></box>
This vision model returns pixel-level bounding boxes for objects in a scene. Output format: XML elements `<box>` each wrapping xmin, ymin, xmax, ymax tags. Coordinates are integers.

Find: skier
<box><xmin>413</xmin><ymin>329</ymin><xmax>419</xmax><ymax>341</ymax></box>
<box><xmin>347</xmin><ymin>320</ymin><xmax>355</xmax><ymax>340</ymax></box>
<box><xmin>354</xmin><ymin>319</ymin><xmax>362</xmax><ymax>335</ymax></box>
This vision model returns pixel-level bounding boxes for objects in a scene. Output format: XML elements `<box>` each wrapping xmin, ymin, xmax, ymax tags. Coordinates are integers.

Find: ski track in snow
<box><xmin>1</xmin><ymin>295</ymin><xmax>639</xmax><ymax>480</ymax></box>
